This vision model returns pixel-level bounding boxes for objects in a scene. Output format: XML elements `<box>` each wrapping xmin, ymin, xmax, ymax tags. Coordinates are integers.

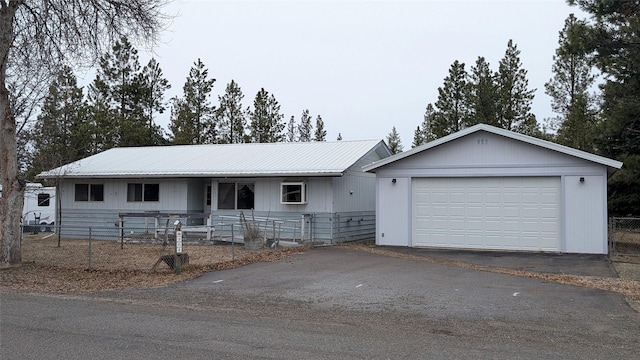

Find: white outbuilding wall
<box><xmin>367</xmin><ymin>125</ymin><xmax>622</xmax><ymax>254</ymax></box>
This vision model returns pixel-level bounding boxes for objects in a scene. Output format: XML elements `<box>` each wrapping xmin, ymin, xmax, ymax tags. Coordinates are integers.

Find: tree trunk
<box><xmin>1</xmin><ymin>2</ymin><xmax>24</xmax><ymax>268</ymax></box>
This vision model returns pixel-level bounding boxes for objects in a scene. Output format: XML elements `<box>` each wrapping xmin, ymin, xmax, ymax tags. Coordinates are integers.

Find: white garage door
<box><xmin>412</xmin><ymin>177</ymin><xmax>561</xmax><ymax>252</ymax></box>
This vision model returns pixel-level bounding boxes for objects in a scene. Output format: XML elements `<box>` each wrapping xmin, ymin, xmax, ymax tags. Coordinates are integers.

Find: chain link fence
<box><xmin>609</xmin><ymin>217</ymin><xmax>640</xmax><ymax>260</ymax></box>
<box><xmin>19</xmin><ymin>220</ymin><xmax>302</xmax><ymax>272</ymax></box>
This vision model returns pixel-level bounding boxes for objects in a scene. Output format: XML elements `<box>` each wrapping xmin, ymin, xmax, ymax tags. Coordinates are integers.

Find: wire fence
<box><xmin>609</xmin><ymin>217</ymin><xmax>640</xmax><ymax>261</ymax></box>
<box><xmin>19</xmin><ymin>218</ymin><xmax>304</xmax><ymax>272</ymax></box>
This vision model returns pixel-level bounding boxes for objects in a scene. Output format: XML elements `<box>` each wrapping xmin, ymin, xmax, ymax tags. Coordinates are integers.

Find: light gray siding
<box><xmin>376</xmin><ymin>177</ymin><xmax>410</xmax><ymax>246</ymax></box>
<box><xmin>58</xmin><ymin>179</ymin><xmax>191</xmax><ymax>211</ymax></box>
<box><xmin>563</xmin><ymin>171</ymin><xmax>608</xmax><ymax>253</ymax></box>
<box><xmin>57</xmin><ymin>178</ymin><xmax>196</xmax><ymax>234</ymax></box>
<box><xmin>332</xmin><ymin>172</ymin><xmax>376</xmax><ymax>212</ymax></box>
<box><xmin>254</xmin><ymin>177</ymin><xmax>334</xmax><ymax>213</ymax></box>
<box><xmin>210</xmin><ymin>177</ymin><xmax>334</xmax><ymax>213</ymax></box>
<box><xmin>331</xmin><ymin>140</ymin><xmax>390</xmax><ymax>213</ymax></box>
<box><xmin>375</xmin><ymin>132</ymin><xmax>603</xmax><ymax>177</ymax></box>
<box><xmin>208</xmin><ymin>210</ymin><xmax>375</xmax><ymax>244</ymax></box>
<box><xmin>333</xmin><ymin>211</ymin><xmax>376</xmax><ymax>242</ymax></box>
<box><xmin>57</xmin><ymin>175</ymin><xmax>378</xmax><ymax>243</ymax></box>
<box><xmin>372</xmin><ymin>130</ymin><xmax>614</xmax><ymax>254</ymax></box>
<box><xmin>208</xmin><ymin>177</ymin><xmax>376</xmax><ymax>243</ymax></box>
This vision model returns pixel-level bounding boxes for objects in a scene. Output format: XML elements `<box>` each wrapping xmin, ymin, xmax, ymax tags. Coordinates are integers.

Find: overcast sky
<box><xmin>85</xmin><ymin>0</ymin><xmax>585</xmax><ymax>145</ymax></box>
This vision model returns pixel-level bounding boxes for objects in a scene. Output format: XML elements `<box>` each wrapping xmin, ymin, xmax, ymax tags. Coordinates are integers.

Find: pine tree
<box><xmin>86</xmin><ymin>75</ymin><xmax>115</xmax><ymax>152</ymax></box>
<box><xmin>314</xmin><ymin>115</ymin><xmax>327</xmax><ymax>141</ymax></box>
<box><xmin>545</xmin><ymin>14</ymin><xmax>597</xmax><ymax>152</ymax></box>
<box><xmin>249</xmin><ymin>88</ymin><xmax>285</xmax><ymax>143</ymax></box>
<box><xmin>413</xmin><ymin>104</ymin><xmax>439</xmax><ymax>147</ymax></box>
<box><xmin>495</xmin><ymin>40</ymin><xmax>537</xmax><ymax>134</ymax></box>
<box><xmin>29</xmin><ymin>66</ymin><xmax>93</xmax><ymax>178</ymax></box>
<box><xmin>298</xmin><ymin>109</ymin><xmax>313</xmax><ymax>142</ymax></box>
<box><xmin>433</xmin><ymin>60</ymin><xmax>470</xmax><ymax>138</ymax></box>
<box><xmin>286</xmin><ymin>116</ymin><xmax>297</xmax><ymax>142</ymax></box>
<box><xmin>216</xmin><ymin>80</ymin><xmax>247</xmax><ymax>144</ymax></box>
<box><xmin>138</xmin><ymin>58</ymin><xmax>171</xmax><ymax>145</ymax></box>
<box><xmin>169</xmin><ymin>58</ymin><xmax>216</xmax><ymax>144</ymax></box>
<box><xmin>94</xmin><ymin>37</ymin><xmax>149</xmax><ymax>146</ymax></box>
<box><xmin>422</xmin><ymin>103</ymin><xmax>438</xmax><ymax>142</ymax></box>
<box><xmin>468</xmin><ymin>56</ymin><xmax>498</xmax><ymax>127</ymax></box>
<box><xmin>412</xmin><ymin>126</ymin><xmax>425</xmax><ymax>148</ymax></box>
<box><xmin>567</xmin><ymin>0</ymin><xmax>640</xmax><ymax>215</ymax></box>
<box><xmin>386</xmin><ymin>126</ymin><xmax>403</xmax><ymax>154</ymax></box>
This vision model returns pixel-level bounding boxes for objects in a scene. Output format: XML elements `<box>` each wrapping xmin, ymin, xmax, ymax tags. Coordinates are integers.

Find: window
<box><xmin>37</xmin><ymin>193</ymin><xmax>50</xmax><ymax>207</ymax></box>
<box><xmin>218</xmin><ymin>183</ymin><xmax>254</xmax><ymax>210</ymax></box>
<box><xmin>237</xmin><ymin>184</ymin><xmax>255</xmax><ymax>209</ymax></box>
<box><xmin>281</xmin><ymin>182</ymin><xmax>307</xmax><ymax>204</ymax></box>
<box><xmin>75</xmin><ymin>184</ymin><xmax>104</xmax><ymax>202</ymax></box>
<box><xmin>127</xmin><ymin>183</ymin><xmax>159</xmax><ymax>202</ymax></box>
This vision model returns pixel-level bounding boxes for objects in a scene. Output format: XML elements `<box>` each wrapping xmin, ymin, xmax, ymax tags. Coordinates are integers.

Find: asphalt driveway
<box><xmin>3</xmin><ymin>246</ymin><xmax>639</xmax><ymax>359</ymax></box>
<box><xmin>179</xmin><ymin>246</ymin><xmax>627</xmax><ymax>319</ymax></box>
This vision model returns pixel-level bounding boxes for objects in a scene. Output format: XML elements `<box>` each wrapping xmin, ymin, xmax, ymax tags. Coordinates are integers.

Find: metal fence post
<box><xmin>88</xmin><ymin>227</ymin><xmax>92</xmax><ymax>270</ymax></box>
<box><xmin>119</xmin><ymin>217</ymin><xmax>124</xmax><ymax>249</ymax></box>
<box><xmin>609</xmin><ymin>217</ymin><xmax>615</xmax><ymax>256</ymax></box>
<box><xmin>231</xmin><ymin>223</ymin><xmax>235</xmax><ymax>261</ymax></box>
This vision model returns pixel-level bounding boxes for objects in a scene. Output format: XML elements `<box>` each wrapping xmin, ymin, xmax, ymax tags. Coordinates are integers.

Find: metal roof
<box><xmin>363</xmin><ymin>124</ymin><xmax>623</xmax><ymax>172</ymax></box>
<box><xmin>38</xmin><ymin>140</ymin><xmax>388</xmax><ymax>179</ymax></box>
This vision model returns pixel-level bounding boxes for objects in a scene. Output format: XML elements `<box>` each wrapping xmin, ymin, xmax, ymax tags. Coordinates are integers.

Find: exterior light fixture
<box><xmin>392</xmin><ymin>178</ymin><xmax>397</xmax><ymax>184</ymax></box>
<box><xmin>580</xmin><ymin>177</ymin><xmax>585</xmax><ymax>183</ymax></box>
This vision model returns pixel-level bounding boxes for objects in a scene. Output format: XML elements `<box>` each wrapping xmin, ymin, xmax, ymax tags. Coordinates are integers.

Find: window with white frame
<box><xmin>218</xmin><ymin>182</ymin><xmax>254</xmax><ymax>210</ymax></box>
<box><xmin>280</xmin><ymin>182</ymin><xmax>307</xmax><ymax>204</ymax></box>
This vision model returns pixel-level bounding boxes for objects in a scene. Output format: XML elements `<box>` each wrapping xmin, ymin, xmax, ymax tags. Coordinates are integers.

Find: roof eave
<box><xmin>38</xmin><ymin>172</ymin><xmax>346</xmax><ymax>179</ymax></box>
<box><xmin>363</xmin><ymin>124</ymin><xmax>624</xmax><ymax>172</ymax></box>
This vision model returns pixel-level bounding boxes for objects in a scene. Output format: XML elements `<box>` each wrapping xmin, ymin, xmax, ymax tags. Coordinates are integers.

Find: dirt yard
<box><xmin>0</xmin><ymin>234</ymin><xmax>305</xmax><ymax>292</ymax></box>
<box><xmin>2</xmin><ymin>234</ymin><xmax>639</xmax><ymax>311</ymax></box>
<box><xmin>612</xmin><ymin>229</ymin><xmax>640</xmax><ymax>256</ymax></box>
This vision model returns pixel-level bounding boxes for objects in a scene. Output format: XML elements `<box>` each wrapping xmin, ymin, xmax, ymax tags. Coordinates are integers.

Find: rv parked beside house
<box><xmin>0</xmin><ymin>183</ymin><xmax>56</xmax><ymax>230</ymax></box>
<box><xmin>38</xmin><ymin>140</ymin><xmax>392</xmax><ymax>244</ymax></box>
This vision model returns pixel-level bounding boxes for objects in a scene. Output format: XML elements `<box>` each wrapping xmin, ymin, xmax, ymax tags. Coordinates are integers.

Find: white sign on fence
<box><xmin>176</xmin><ymin>230</ymin><xmax>183</xmax><ymax>253</ymax></box>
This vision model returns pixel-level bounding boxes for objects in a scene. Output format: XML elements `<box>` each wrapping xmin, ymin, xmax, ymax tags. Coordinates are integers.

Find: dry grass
<box><xmin>614</xmin><ymin>229</ymin><xmax>640</xmax><ymax>244</ymax></box>
<box><xmin>613</xmin><ymin>230</ymin><xmax>640</xmax><ymax>256</ymax></box>
<box><xmin>0</xmin><ymin>234</ymin><xmax>305</xmax><ymax>293</ymax></box>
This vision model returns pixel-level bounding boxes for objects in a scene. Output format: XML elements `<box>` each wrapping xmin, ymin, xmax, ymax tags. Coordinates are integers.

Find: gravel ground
<box><xmin>0</xmin><ymin>234</ymin><xmax>305</xmax><ymax>292</ymax></box>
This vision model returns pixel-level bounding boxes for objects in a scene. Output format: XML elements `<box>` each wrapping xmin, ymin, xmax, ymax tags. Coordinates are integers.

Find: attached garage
<box><xmin>364</xmin><ymin>124</ymin><xmax>622</xmax><ymax>254</ymax></box>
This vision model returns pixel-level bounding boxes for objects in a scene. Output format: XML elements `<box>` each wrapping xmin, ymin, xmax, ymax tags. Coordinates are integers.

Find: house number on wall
<box><xmin>476</xmin><ymin>138</ymin><xmax>488</xmax><ymax>145</ymax></box>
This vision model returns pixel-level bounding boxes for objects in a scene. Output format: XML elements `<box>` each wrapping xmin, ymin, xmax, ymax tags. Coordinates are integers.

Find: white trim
<box><xmin>364</xmin><ymin>124</ymin><xmax>623</xmax><ymax>172</ymax></box>
<box><xmin>280</xmin><ymin>181</ymin><xmax>308</xmax><ymax>204</ymax></box>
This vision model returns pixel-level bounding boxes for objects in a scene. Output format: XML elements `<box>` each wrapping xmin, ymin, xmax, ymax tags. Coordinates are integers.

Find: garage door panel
<box><xmin>412</xmin><ymin>177</ymin><xmax>561</xmax><ymax>252</ymax></box>
<box><xmin>463</xmin><ymin>235</ymin><xmax>484</xmax><ymax>247</ymax></box>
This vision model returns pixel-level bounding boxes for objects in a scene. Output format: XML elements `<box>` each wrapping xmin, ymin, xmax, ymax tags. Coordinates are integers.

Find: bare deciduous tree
<box><xmin>0</xmin><ymin>0</ymin><xmax>168</xmax><ymax>267</ymax></box>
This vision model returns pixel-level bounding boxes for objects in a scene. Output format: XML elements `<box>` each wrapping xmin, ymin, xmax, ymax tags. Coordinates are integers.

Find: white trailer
<box><xmin>23</xmin><ymin>183</ymin><xmax>56</xmax><ymax>228</ymax></box>
<box><xmin>0</xmin><ymin>183</ymin><xmax>56</xmax><ymax>229</ymax></box>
